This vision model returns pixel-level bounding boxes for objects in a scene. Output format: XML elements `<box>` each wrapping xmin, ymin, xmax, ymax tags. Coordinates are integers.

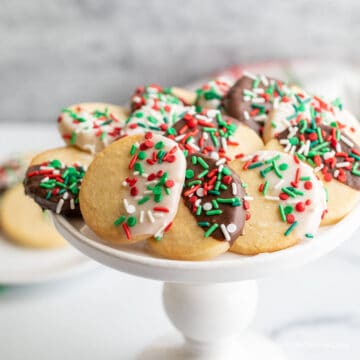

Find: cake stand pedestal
<box><xmin>52</xmin><ymin>203</ymin><xmax>360</xmax><ymax>360</ymax></box>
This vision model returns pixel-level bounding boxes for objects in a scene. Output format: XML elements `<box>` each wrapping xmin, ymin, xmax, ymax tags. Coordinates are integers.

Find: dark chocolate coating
<box><xmin>182</xmin><ymin>154</ymin><xmax>247</xmax><ymax>245</ymax></box>
<box><xmin>223</xmin><ymin>75</ymin><xmax>276</xmax><ymax>135</ymax></box>
<box><xmin>276</xmin><ymin>124</ymin><xmax>360</xmax><ymax>191</ymax></box>
<box><xmin>24</xmin><ymin>165</ymin><xmax>84</xmax><ymax>216</ymax></box>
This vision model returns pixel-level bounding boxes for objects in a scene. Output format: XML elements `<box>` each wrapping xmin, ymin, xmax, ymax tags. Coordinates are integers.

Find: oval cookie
<box><xmin>230</xmin><ymin>150</ymin><xmax>327</xmax><ymax>255</ymax></box>
<box><xmin>58</xmin><ymin>103</ymin><xmax>128</xmax><ymax>153</ymax></box>
<box><xmin>0</xmin><ymin>184</ymin><xmax>66</xmax><ymax>248</ymax></box>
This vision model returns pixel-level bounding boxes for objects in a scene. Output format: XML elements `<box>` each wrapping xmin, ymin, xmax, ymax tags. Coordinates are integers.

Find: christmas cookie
<box><xmin>165</xmin><ymin>108</ymin><xmax>264</xmax><ymax>162</ymax></box>
<box><xmin>58</xmin><ymin>103</ymin><xmax>128</xmax><ymax>154</ymax></box>
<box><xmin>263</xmin><ymin>94</ymin><xmax>360</xmax><ymax>145</ymax></box>
<box><xmin>24</xmin><ymin>147</ymin><xmax>93</xmax><ymax>216</ymax></box>
<box><xmin>0</xmin><ymin>184</ymin><xmax>66</xmax><ymax>248</ymax></box>
<box><xmin>195</xmin><ymin>76</ymin><xmax>234</xmax><ymax>110</ymax></box>
<box><xmin>230</xmin><ymin>150</ymin><xmax>327</xmax><ymax>255</ymax></box>
<box><xmin>266</xmin><ymin>122</ymin><xmax>360</xmax><ymax>224</ymax></box>
<box><xmin>223</xmin><ymin>72</ymin><xmax>296</xmax><ymax>135</ymax></box>
<box><xmin>148</xmin><ymin>153</ymin><xmax>248</xmax><ymax>260</ymax></box>
<box><xmin>80</xmin><ymin>133</ymin><xmax>186</xmax><ymax>244</ymax></box>
<box><xmin>0</xmin><ymin>155</ymin><xmax>31</xmax><ymax>194</ymax></box>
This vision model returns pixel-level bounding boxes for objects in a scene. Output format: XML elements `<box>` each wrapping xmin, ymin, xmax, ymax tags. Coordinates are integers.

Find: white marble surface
<box><xmin>0</xmin><ymin>125</ymin><xmax>359</xmax><ymax>359</ymax></box>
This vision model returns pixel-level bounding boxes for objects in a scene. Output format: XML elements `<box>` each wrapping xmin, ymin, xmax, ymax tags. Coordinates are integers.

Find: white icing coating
<box><xmin>246</xmin><ymin>150</ymin><xmax>327</xmax><ymax>240</ymax></box>
<box><xmin>58</xmin><ymin>104</ymin><xmax>126</xmax><ymax>154</ymax></box>
<box><xmin>270</xmin><ymin>97</ymin><xmax>360</xmax><ymax>145</ymax></box>
<box><xmin>119</xmin><ymin>134</ymin><xmax>186</xmax><ymax>239</ymax></box>
<box><xmin>125</xmin><ymin>104</ymin><xmax>190</xmax><ymax>136</ymax></box>
<box><xmin>196</xmin><ymin>76</ymin><xmax>234</xmax><ymax>110</ymax></box>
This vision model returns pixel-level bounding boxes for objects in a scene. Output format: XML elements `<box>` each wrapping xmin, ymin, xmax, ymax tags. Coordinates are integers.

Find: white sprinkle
<box><xmin>203</xmin><ymin>202</ymin><xmax>213</xmax><ymax>211</ymax></box>
<box><xmin>227</xmin><ymin>223</ymin><xmax>237</xmax><ymax>233</ymax></box>
<box><xmin>290</xmin><ymin>145</ymin><xmax>296</xmax><ymax>155</ymax></box>
<box><xmin>260</xmin><ymin>74</ymin><xmax>269</xmax><ymax>86</ymax></box>
<box><xmin>232</xmin><ymin>182</ymin><xmax>237</xmax><ymax>195</ymax></box>
<box><xmin>336</xmin><ymin>162</ymin><xmax>351</xmax><ymax>168</ymax></box>
<box><xmin>133</xmin><ymin>171</ymin><xmax>140</xmax><ymax>176</ymax></box>
<box><xmin>243</xmin><ymin>111</ymin><xmax>250</xmax><ymax>121</ymax></box>
<box><xmin>273</xmin><ymin>97</ymin><xmax>280</xmax><ymax>109</ymax></box>
<box><xmin>141</xmin><ymin>173</ymin><xmax>149</xmax><ymax>178</ymax></box>
<box><xmin>275</xmin><ymin>179</ymin><xmax>285</xmax><ymax>189</ymax></box>
<box><xmin>314</xmin><ymin>164</ymin><xmax>324</xmax><ymax>173</ymax></box>
<box><xmin>195</xmin><ymin>199</ymin><xmax>202</xmax><ymax>207</ymax></box>
<box><xmin>41</xmin><ymin>176</ymin><xmax>49</xmax><ymax>183</ymax></box>
<box><xmin>265</xmin><ymin>195</ymin><xmax>280</xmax><ymax>201</ymax></box>
<box><xmin>196</xmin><ymin>188</ymin><xmax>204</xmax><ymax>197</ymax></box>
<box><xmin>210</xmin><ymin>152</ymin><xmax>219</xmax><ymax>160</ymax></box>
<box><xmin>284</xmin><ymin>143</ymin><xmax>291</xmax><ymax>152</ymax></box>
<box><xmin>122</xmin><ymin>181</ymin><xmax>128</xmax><ymax>187</ymax></box>
<box><xmin>63</xmin><ymin>192</ymin><xmax>69</xmax><ymax>200</ymax></box>
<box><xmin>252</xmin><ymin>97</ymin><xmax>265</xmax><ymax>104</ymax></box>
<box><xmin>221</xmin><ymin>137</ymin><xmax>228</xmax><ymax>151</ymax></box>
<box><xmin>254</xmin><ymin>114</ymin><xmax>267</xmax><ymax>122</ymax></box>
<box><xmin>336</xmin><ymin>143</ymin><xmax>342</xmax><ymax>153</ymax></box>
<box><xmin>143</xmin><ymin>190</ymin><xmax>153</xmax><ymax>194</ymax></box>
<box><xmin>220</xmin><ymin>224</ymin><xmax>231</xmax><ymax>241</ymax></box>
<box><xmin>280</xmin><ymin>139</ymin><xmax>290</xmax><ymax>145</ymax></box>
<box><xmin>70</xmin><ymin>198</ymin><xmax>75</xmax><ymax>210</ymax></box>
<box><xmin>147</xmin><ymin>210</ymin><xmax>155</xmax><ymax>223</ymax></box>
<box><xmin>243</xmin><ymin>96</ymin><xmax>251</xmax><ymax>102</ymax></box>
<box><xmin>216</xmin><ymin>158</ymin><xmax>226</xmax><ymax>166</ymax></box>
<box><xmin>203</xmin><ymin>132</ymin><xmax>209</xmax><ymax>140</ymax></box>
<box><xmin>123</xmin><ymin>199</ymin><xmax>136</xmax><ymax>214</ymax></box>
<box><xmin>243</xmin><ymin>71</ymin><xmax>257</xmax><ymax>80</ymax></box>
<box><xmin>323</xmin><ymin>151</ymin><xmax>335</xmax><ymax>160</ymax></box>
<box><xmin>341</xmin><ymin>135</ymin><xmax>354</xmax><ymax>148</ymax></box>
<box><xmin>243</xmin><ymin>196</ymin><xmax>253</xmax><ymax>201</ymax></box>
<box><xmin>175</xmin><ymin>134</ymin><xmax>185</xmax><ymax>141</ymax></box>
<box><xmin>253</xmin><ymin>88</ymin><xmax>264</xmax><ymax>94</ymax></box>
<box><xmin>334</xmin><ymin>169</ymin><xmax>340</xmax><ymax>178</ymax></box>
<box><xmin>140</xmin><ymin>210</ymin><xmax>144</xmax><ymax>224</ymax></box>
<box><xmin>56</xmin><ymin>199</ymin><xmax>65</xmax><ymax>214</ymax></box>
<box><xmin>218</xmin><ymin>164</ymin><xmax>224</xmax><ymax>173</ymax></box>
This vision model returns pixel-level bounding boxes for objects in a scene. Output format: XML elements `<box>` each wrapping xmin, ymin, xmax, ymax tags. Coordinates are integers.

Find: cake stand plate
<box><xmin>51</xmin><ymin>202</ymin><xmax>360</xmax><ymax>360</ymax></box>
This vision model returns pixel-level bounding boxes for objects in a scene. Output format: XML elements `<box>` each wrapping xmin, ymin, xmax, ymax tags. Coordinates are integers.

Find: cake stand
<box><xmin>52</xmin><ymin>202</ymin><xmax>360</xmax><ymax>360</ymax></box>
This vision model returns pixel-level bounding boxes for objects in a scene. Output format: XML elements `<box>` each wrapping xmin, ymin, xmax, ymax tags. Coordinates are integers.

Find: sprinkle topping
<box><xmin>182</xmin><ymin>153</ymin><xmax>247</xmax><ymax>243</ymax></box>
<box><xmin>24</xmin><ymin>160</ymin><xmax>86</xmax><ymax>215</ymax></box>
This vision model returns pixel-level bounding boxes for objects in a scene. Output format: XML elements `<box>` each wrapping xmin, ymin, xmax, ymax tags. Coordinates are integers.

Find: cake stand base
<box><xmin>137</xmin><ymin>281</ymin><xmax>286</xmax><ymax>360</ymax></box>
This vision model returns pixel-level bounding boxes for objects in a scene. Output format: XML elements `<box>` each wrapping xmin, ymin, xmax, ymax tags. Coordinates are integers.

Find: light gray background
<box><xmin>1</xmin><ymin>0</ymin><xmax>360</xmax><ymax>123</ymax></box>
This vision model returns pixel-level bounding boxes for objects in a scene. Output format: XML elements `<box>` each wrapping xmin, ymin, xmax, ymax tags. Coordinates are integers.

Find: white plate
<box><xmin>0</xmin><ymin>232</ymin><xmax>96</xmax><ymax>285</ymax></box>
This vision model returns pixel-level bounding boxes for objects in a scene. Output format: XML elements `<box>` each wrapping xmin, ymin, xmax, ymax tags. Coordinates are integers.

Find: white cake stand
<box><xmin>52</xmin><ymin>203</ymin><xmax>360</xmax><ymax>360</ymax></box>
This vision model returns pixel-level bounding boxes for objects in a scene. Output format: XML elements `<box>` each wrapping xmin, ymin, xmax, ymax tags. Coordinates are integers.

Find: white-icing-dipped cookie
<box><xmin>58</xmin><ymin>103</ymin><xmax>128</xmax><ymax>154</ymax></box>
<box><xmin>230</xmin><ymin>150</ymin><xmax>327</xmax><ymax>255</ymax></box>
<box><xmin>263</xmin><ymin>95</ymin><xmax>360</xmax><ymax>145</ymax></box>
<box><xmin>165</xmin><ymin>108</ymin><xmax>264</xmax><ymax>162</ymax></box>
<box><xmin>80</xmin><ymin>132</ymin><xmax>186</xmax><ymax>244</ymax></box>
<box><xmin>195</xmin><ymin>76</ymin><xmax>234</xmax><ymax>110</ymax></box>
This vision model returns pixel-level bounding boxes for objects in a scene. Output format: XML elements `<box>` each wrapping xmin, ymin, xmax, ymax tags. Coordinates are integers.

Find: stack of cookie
<box><xmin>24</xmin><ymin>73</ymin><xmax>360</xmax><ymax>259</ymax></box>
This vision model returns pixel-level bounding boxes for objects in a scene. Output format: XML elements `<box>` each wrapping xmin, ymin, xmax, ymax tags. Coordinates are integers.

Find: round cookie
<box><xmin>223</xmin><ymin>72</ymin><xmax>295</xmax><ymax>135</ymax></box>
<box><xmin>263</xmin><ymin>94</ymin><xmax>360</xmax><ymax>145</ymax></box>
<box><xmin>58</xmin><ymin>103</ymin><xmax>128</xmax><ymax>154</ymax></box>
<box><xmin>195</xmin><ymin>76</ymin><xmax>234</xmax><ymax>110</ymax></box>
<box><xmin>24</xmin><ymin>147</ymin><xmax>93</xmax><ymax>216</ymax></box>
<box><xmin>0</xmin><ymin>184</ymin><xmax>66</xmax><ymax>248</ymax></box>
<box><xmin>165</xmin><ymin>108</ymin><xmax>264</xmax><ymax>162</ymax></box>
<box><xmin>80</xmin><ymin>133</ymin><xmax>186</xmax><ymax>244</ymax></box>
<box><xmin>230</xmin><ymin>150</ymin><xmax>327</xmax><ymax>255</ymax></box>
<box><xmin>266</xmin><ymin>122</ymin><xmax>360</xmax><ymax>225</ymax></box>
<box><xmin>0</xmin><ymin>155</ymin><xmax>31</xmax><ymax>194</ymax></box>
<box><xmin>148</xmin><ymin>153</ymin><xmax>248</xmax><ymax>260</ymax></box>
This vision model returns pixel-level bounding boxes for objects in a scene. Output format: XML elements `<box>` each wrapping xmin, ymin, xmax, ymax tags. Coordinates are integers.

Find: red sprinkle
<box><xmin>295</xmin><ymin>202</ymin><xmax>305</xmax><ymax>212</ymax></box>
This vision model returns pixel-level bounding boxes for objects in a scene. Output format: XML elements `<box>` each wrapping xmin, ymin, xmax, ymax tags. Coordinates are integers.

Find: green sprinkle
<box><xmin>198</xmin><ymin>170</ymin><xmax>209</xmax><ymax>178</ymax></box>
<box><xmin>114</xmin><ymin>215</ymin><xmax>126</xmax><ymax>226</ymax></box>
<box><xmin>279</xmin><ymin>163</ymin><xmax>288</xmax><ymax>171</ymax></box>
<box><xmin>137</xmin><ymin>151</ymin><xmax>147</xmax><ymax>160</ymax></box>
<box><xmin>212</xmin><ymin>199</ymin><xmax>219</xmax><ymax>209</ymax></box>
<box><xmin>284</xmin><ymin>221</ymin><xmax>298</xmax><ymax>236</ymax></box>
<box><xmin>265</xmin><ymin>154</ymin><xmax>280</xmax><ymax>164</ymax></box>
<box><xmin>138</xmin><ymin>196</ymin><xmax>150</xmax><ymax>205</ymax></box>
<box><xmin>284</xmin><ymin>205</ymin><xmax>293</xmax><ymax>214</ymax></box>
<box><xmin>222</xmin><ymin>167</ymin><xmax>232</xmax><ymax>176</ymax></box>
<box><xmin>188</xmin><ymin>180</ymin><xmax>202</xmax><ymax>186</ymax></box>
<box><xmin>130</xmin><ymin>144</ymin><xmax>137</xmax><ymax>155</ymax></box>
<box><xmin>198</xmin><ymin>221</ymin><xmax>209</xmax><ymax>227</ymax></box>
<box><xmin>248</xmin><ymin>161</ymin><xmax>264</xmax><ymax>169</ymax></box>
<box><xmin>260</xmin><ymin>165</ymin><xmax>274</xmax><ymax>178</ymax></box>
<box><xmin>70</xmin><ymin>132</ymin><xmax>77</xmax><ymax>145</ymax></box>
<box><xmin>352</xmin><ymin>162</ymin><xmax>360</xmax><ymax>176</ymax></box>
<box><xmin>185</xmin><ymin>169</ymin><xmax>194</xmax><ymax>179</ymax></box>
<box><xmin>155</xmin><ymin>141</ymin><xmax>164</xmax><ymax>149</ymax></box>
<box><xmin>263</xmin><ymin>180</ymin><xmax>269</xmax><ymax>195</ymax></box>
<box><xmin>300</xmin><ymin>176</ymin><xmax>311</xmax><ymax>181</ymax></box>
<box><xmin>282</xmin><ymin>187</ymin><xmax>296</xmax><ymax>198</ymax></box>
<box><xmin>192</xmin><ymin>156</ymin><xmax>197</xmax><ymax>165</ymax></box>
<box><xmin>204</xmin><ymin>223</ymin><xmax>219</xmax><ymax>237</ymax></box>
<box><xmin>206</xmin><ymin>209</ymin><xmax>223</xmax><ymax>216</ymax></box>
<box><xmin>197</xmin><ymin>157</ymin><xmax>209</xmax><ymax>169</ymax></box>
<box><xmin>196</xmin><ymin>206</ymin><xmax>203</xmax><ymax>216</ymax></box>
<box><xmin>279</xmin><ymin>205</ymin><xmax>286</xmax><ymax>222</ymax></box>
<box><xmin>127</xmin><ymin>216</ymin><xmax>137</xmax><ymax>227</ymax></box>
<box><xmin>305</xmin><ymin>233</ymin><xmax>314</xmax><ymax>238</ymax></box>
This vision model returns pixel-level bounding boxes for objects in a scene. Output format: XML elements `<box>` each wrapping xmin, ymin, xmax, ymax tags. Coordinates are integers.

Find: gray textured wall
<box><xmin>1</xmin><ymin>0</ymin><xmax>360</xmax><ymax>123</ymax></box>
